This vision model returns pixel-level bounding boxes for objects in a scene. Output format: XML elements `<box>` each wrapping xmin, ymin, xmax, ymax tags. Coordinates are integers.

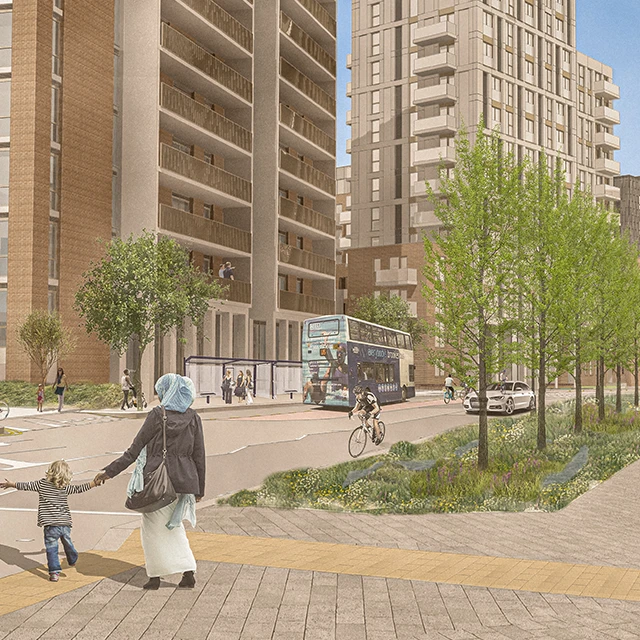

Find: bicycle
<box><xmin>0</xmin><ymin>400</ymin><xmax>9</xmax><ymax>420</ymax></box>
<box><xmin>443</xmin><ymin>387</ymin><xmax>467</xmax><ymax>404</ymax></box>
<box><xmin>348</xmin><ymin>413</ymin><xmax>386</xmax><ymax>458</ymax></box>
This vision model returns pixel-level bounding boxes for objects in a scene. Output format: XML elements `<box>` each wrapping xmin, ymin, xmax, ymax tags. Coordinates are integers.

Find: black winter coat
<box><xmin>103</xmin><ymin>406</ymin><xmax>206</xmax><ymax>497</ymax></box>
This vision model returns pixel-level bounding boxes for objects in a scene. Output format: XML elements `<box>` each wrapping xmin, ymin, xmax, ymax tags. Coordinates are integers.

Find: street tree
<box><xmin>16</xmin><ymin>310</ymin><xmax>75</xmax><ymax>388</ymax></box>
<box><xmin>350</xmin><ymin>292</ymin><xmax>427</xmax><ymax>345</ymax></box>
<box><xmin>423</xmin><ymin>125</ymin><xmax>523</xmax><ymax>470</ymax></box>
<box><xmin>74</xmin><ymin>231</ymin><xmax>226</xmax><ymax>406</ymax></box>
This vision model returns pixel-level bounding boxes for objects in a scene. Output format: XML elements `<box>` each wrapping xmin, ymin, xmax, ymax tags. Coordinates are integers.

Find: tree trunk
<box><xmin>574</xmin><ymin>339</ymin><xmax>582</xmax><ymax>433</ymax></box>
<box><xmin>537</xmin><ymin>312</ymin><xmax>546</xmax><ymax>450</ymax></box>
<box><xmin>477</xmin><ymin>328</ymin><xmax>489</xmax><ymax>471</ymax></box>
<box><xmin>598</xmin><ymin>355</ymin><xmax>606</xmax><ymax>421</ymax></box>
<box><xmin>595</xmin><ymin>359</ymin><xmax>601</xmax><ymax>409</ymax></box>
<box><xmin>134</xmin><ymin>341</ymin><xmax>145</xmax><ymax>412</ymax></box>
<box><xmin>635</xmin><ymin>340</ymin><xmax>639</xmax><ymax>407</ymax></box>
<box><xmin>616</xmin><ymin>363</ymin><xmax>622</xmax><ymax>413</ymax></box>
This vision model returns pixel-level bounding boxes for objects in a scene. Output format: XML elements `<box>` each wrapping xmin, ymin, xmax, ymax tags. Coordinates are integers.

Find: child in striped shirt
<box><xmin>1</xmin><ymin>460</ymin><xmax>101</xmax><ymax>581</ymax></box>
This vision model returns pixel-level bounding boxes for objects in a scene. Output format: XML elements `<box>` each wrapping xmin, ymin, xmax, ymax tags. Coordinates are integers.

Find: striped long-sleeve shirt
<box><xmin>14</xmin><ymin>479</ymin><xmax>92</xmax><ymax>527</ymax></box>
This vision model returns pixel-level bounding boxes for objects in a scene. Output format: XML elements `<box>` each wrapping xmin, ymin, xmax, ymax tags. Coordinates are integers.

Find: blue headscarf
<box><xmin>155</xmin><ymin>373</ymin><xmax>196</xmax><ymax>413</ymax></box>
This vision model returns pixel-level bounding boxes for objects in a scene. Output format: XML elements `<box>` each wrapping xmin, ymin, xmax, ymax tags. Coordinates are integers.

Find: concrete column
<box><xmin>232</xmin><ymin>314</ymin><xmax>246</xmax><ymax>358</ymax></box>
<box><xmin>219</xmin><ymin>312</ymin><xmax>232</xmax><ymax>358</ymax></box>
<box><xmin>203</xmin><ymin>309</ymin><xmax>214</xmax><ymax>357</ymax></box>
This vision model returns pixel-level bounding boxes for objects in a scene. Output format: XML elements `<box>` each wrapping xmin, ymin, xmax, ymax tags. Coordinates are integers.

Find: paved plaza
<box><xmin>0</xmin><ymin>442</ymin><xmax>639</xmax><ymax>639</ymax></box>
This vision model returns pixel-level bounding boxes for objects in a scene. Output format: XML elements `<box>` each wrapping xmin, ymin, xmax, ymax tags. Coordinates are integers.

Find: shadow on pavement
<box><xmin>0</xmin><ymin>544</ymin><xmax>49</xmax><ymax>580</ymax></box>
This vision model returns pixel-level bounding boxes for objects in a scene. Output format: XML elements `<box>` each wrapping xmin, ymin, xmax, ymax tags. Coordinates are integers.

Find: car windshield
<box><xmin>487</xmin><ymin>382</ymin><xmax>514</xmax><ymax>391</ymax></box>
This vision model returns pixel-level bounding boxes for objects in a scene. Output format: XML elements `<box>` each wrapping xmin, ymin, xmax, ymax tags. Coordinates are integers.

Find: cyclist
<box><xmin>348</xmin><ymin>385</ymin><xmax>382</xmax><ymax>444</ymax></box>
<box><xmin>444</xmin><ymin>374</ymin><xmax>455</xmax><ymax>400</ymax></box>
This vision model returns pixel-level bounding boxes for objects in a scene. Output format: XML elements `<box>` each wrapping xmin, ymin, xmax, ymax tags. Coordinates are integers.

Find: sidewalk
<box><xmin>1</xmin><ymin>456</ymin><xmax>640</xmax><ymax>637</ymax></box>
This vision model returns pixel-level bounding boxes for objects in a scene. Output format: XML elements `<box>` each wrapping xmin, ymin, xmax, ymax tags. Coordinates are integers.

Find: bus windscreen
<box><xmin>307</xmin><ymin>318</ymin><xmax>340</xmax><ymax>338</ymax></box>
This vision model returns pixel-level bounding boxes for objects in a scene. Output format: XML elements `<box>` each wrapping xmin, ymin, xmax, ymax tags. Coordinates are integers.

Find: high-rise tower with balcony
<box><xmin>345</xmin><ymin>0</ymin><xmax>620</xmax><ymax>388</ymax></box>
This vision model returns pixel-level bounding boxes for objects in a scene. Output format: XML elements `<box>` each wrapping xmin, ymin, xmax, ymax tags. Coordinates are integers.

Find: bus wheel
<box><xmin>402</xmin><ymin>386</ymin><xmax>408</xmax><ymax>401</ymax></box>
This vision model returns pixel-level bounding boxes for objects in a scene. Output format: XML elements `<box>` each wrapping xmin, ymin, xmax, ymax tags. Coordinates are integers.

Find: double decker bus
<box><xmin>302</xmin><ymin>314</ymin><xmax>415</xmax><ymax>408</ymax></box>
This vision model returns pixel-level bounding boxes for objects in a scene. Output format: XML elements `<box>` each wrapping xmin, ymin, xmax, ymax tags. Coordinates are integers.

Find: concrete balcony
<box><xmin>279</xmin><ymin>149</ymin><xmax>335</xmax><ymax>199</ymax></box>
<box><xmin>281</xmin><ymin>0</ymin><xmax>336</xmax><ymax>43</ymax></box>
<box><xmin>279</xmin><ymin>196</ymin><xmax>334</xmax><ymax>237</ymax></box>
<box><xmin>280</xmin><ymin>12</ymin><xmax>336</xmax><ymax>81</ymax></box>
<box><xmin>346</xmin><ymin>138</ymin><xmax>351</xmax><ymax>154</ymax></box>
<box><xmin>160</xmin><ymin>23</ymin><xmax>252</xmax><ymax>108</ymax></box>
<box><xmin>595</xmin><ymin>105</ymin><xmax>620</xmax><ymax>126</ymax></box>
<box><xmin>279</xmin><ymin>103</ymin><xmax>335</xmax><ymax>161</ymax></box>
<box><xmin>280</xmin><ymin>58</ymin><xmax>336</xmax><ymax>120</ymax></box>
<box><xmin>413</xmin><ymin>83</ymin><xmax>456</xmax><ymax>106</ymax></box>
<box><xmin>278</xmin><ymin>243</ymin><xmax>335</xmax><ymax>278</ymax></box>
<box><xmin>593</xmin><ymin>183</ymin><xmax>621</xmax><ymax>202</ymax></box>
<box><xmin>346</xmin><ymin>81</ymin><xmax>352</xmax><ymax>97</ymax></box>
<box><xmin>413</xmin><ymin>21</ymin><xmax>457</xmax><ymax>47</ymax></box>
<box><xmin>413</xmin><ymin>114</ymin><xmax>457</xmax><ymax>137</ymax></box>
<box><xmin>214</xmin><ymin>277</ymin><xmax>252</xmax><ymax>304</ymax></box>
<box><xmin>375</xmin><ymin>268</ymin><xmax>418</xmax><ymax>287</ymax></box>
<box><xmin>161</xmin><ymin>0</ymin><xmax>253</xmax><ymax>59</ymax></box>
<box><xmin>594</xmin><ymin>131</ymin><xmax>620</xmax><ymax>152</ymax></box>
<box><xmin>411</xmin><ymin>210</ymin><xmax>441</xmax><ymax>229</ymax></box>
<box><xmin>594</xmin><ymin>157</ymin><xmax>621</xmax><ymax>177</ymax></box>
<box><xmin>338</xmin><ymin>236</ymin><xmax>351</xmax><ymax>249</ymax></box>
<box><xmin>411</xmin><ymin>178</ymin><xmax>441</xmax><ymax>198</ymax></box>
<box><xmin>346</xmin><ymin>109</ymin><xmax>352</xmax><ymax>125</ymax></box>
<box><xmin>413</xmin><ymin>52</ymin><xmax>456</xmax><ymax>76</ymax></box>
<box><xmin>346</xmin><ymin>53</ymin><xmax>352</xmax><ymax>69</ymax></box>
<box><xmin>160</xmin><ymin>83</ymin><xmax>252</xmax><ymax>158</ymax></box>
<box><xmin>338</xmin><ymin>210</ymin><xmax>351</xmax><ymax>224</ymax></box>
<box><xmin>594</xmin><ymin>79</ymin><xmax>620</xmax><ymax>101</ymax></box>
<box><xmin>159</xmin><ymin>204</ymin><xmax>251</xmax><ymax>255</ymax></box>
<box><xmin>414</xmin><ymin>146</ymin><xmax>455</xmax><ymax>167</ymax></box>
<box><xmin>279</xmin><ymin>289</ymin><xmax>335</xmax><ymax>316</ymax></box>
<box><xmin>159</xmin><ymin>143</ymin><xmax>252</xmax><ymax>206</ymax></box>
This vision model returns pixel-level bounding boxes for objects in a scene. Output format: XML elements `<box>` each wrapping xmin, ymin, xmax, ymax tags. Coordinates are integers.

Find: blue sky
<box><xmin>335</xmin><ymin>0</ymin><xmax>640</xmax><ymax>174</ymax></box>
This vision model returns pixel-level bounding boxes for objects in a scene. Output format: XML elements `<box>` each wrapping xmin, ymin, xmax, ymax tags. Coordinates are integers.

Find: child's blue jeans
<box><xmin>44</xmin><ymin>525</ymin><xmax>78</xmax><ymax>574</ymax></box>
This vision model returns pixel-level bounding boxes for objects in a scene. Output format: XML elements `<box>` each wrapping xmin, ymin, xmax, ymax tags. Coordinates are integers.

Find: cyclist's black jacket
<box><xmin>361</xmin><ymin>392</ymin><xmax>379</xmax><ymax>412</ymax></box>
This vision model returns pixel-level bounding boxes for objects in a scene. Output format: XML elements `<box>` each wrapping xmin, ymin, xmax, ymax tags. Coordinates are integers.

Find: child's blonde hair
<box><xmin>45</xmin><ymin>460</ymin><xmax>72</xmax><ymax>489</ymax></box>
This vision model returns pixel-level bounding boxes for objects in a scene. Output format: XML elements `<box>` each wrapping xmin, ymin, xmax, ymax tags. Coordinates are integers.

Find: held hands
<box><xmin>0</xmin><ymin>478</ymin><xmax>15</xmax><ymax>490</ymax></box>
<box><xmin>195</xmin><ymin>496</ymin><xmax>202</xmax><ymax>503</ymax></box>
<box><xmin>93</xmin><ymin>472</ymin><xmax>109</xmax><ymax>486</ymax></box>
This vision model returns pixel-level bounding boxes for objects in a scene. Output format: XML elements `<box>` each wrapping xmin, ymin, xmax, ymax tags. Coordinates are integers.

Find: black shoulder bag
<box><xmin>125</xmin><ymin>407</ymin><xmax>177</xmax><ymax>513</ymax></box>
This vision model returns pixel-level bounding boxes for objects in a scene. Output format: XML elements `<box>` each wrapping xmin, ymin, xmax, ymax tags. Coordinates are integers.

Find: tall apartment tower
<box><xmin>346</xmin><ymin>0</ymin><xmax>620</xmax><ymax>388</ymax></box>
<box><xmin>614</xmin><ymin>175</ymin><xmax>640</xmax><ymax>249</ymax></box>
<box><xmin>119</xmin><ymin>0</ymin><xmax>337</xmax><ymax>391</ymax></box>
<box><xmin>1</xmin><ymin>0</ymin><xmax>337</xmax><ymax>388</ymax></box>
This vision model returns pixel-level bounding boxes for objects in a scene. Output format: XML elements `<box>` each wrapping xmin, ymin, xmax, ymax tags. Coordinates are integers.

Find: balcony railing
<box><xmin>161</xmin><ymin>83</ymin><xmax>252</xmax><ymax>152</ymax></box>
<box><xmin>279</xmin><ymin>289</ymin><xmax>334</xmax><ymax>315</ymax></box>
<box><xmin>296</xmin><ymin>0</ymin><xmax>336</xmax><ymax>37</ymax></box>
<box><xmin>280</xmin><ymin>58</ymin><xmax>335</xmax><ymax>115</ymax></box>
<box><xmin>161</xmin><ymin>23</ymin><xmax>252</xmax><ymax>103</ymax></box>
<box><xmin>159</xmin><ymin>204</ymin><xmax>251</xmax><ymax>253</ymax></box>
<box><xmin>280</xmin><ymin>150</ymin><xmax>335</xmax><ymax>195</ymax></box>
<box><xmin>279</xmin><ymin>196</ymin><xmax>334</xmax><ymax>236</ymax></box>
<box><xmin>161</xmin><ymin>144</ymin><xmax>252</xmax><ymax>202</ymax></box>
<box><xmin>278</xmin><ymin>243</ymin><xmax>334</xmax><ymax>276</ymax></box>
<box><xmin>279</xmin><ymin>104</ymin><xmax>334</xmax><ymax>155</ymax></box>
<box><xmin>280</xmin><ymin>12</ymin><xmax>336</xmax><ymax>76</ymax></box>
<box><xmin>593</xmin><ymin>183</ymin><xmax>621</xmax><ymax>201</ymax></box>
<box><xmin>214</xmin><ymin>277</ymin><xmax>252</xmax><ymax>304</ymax></box>
<box><xmin>375</xmin><ymin>268</ymin><xmax>418</xmax><ymax>287</ymax></box>
<box><xmin>180</xmin><ymin>0</ymin><xmax>253</xmax><ymax>53</ymax></box>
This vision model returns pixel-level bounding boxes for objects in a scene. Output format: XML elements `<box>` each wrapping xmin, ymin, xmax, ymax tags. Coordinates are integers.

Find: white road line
<box><xmin>0</xmin><ymin>507</ymin><xmax>136</xmax><ymax>516</ymax></box>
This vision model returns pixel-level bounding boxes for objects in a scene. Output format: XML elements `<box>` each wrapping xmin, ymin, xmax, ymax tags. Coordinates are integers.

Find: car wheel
<box><xmin>528</xmin><ymin>396</ymin><xmax>536</xmax><ymax>411</ymax></box>
<box><xmin>504</xmin><ymin>398</ymin><xmax>514</xmax><ymax>415</ymax></box>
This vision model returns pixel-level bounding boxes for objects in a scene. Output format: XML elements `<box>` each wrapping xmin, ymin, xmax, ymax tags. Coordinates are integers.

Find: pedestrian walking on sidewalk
<box><xmin>221</xmin><ymin>369</ymin><xmax>233</xmax><ymax>404</ymax></box>
<box><xmin>36</xmin><ymin>384</ymin><xmax>45</xmax><ymax>412</ymax></box>
<box><xmin>244</xmin><ymin>369</ymin><xmax>253</xmax><ymax>405</ymax></box>
<box><xmin>52</xmin><ymin>368</ymin><xmax>69</xmax><ymax>412</ymax></box>
<box><xmin>1</xmin><ymin>460</ymin><xmax>101</xmax><ymax>581</ymax></box>
<box><xmin>94</xmin><ymin>373</ymin><xmax>206</xmax><ymax>591</ymax></box>
<box><xmin>120</xmin><ymin>369</ymin><xmax>133</xmax><ymax>410</ymax></box>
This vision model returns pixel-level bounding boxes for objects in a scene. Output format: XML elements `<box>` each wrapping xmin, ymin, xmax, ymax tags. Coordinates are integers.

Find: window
<box><xmin>371</xmin><ymin>148</ymin><xmax>380</xmax><ymax>172</ymax></box>
<box><xmin>371</xmin><ymin>31</ymin><xmax>380</xmax><ymax>56</ymax></box>
<box><xmin>371</xmin><ymin>3</ymin><xmax>381</xmax><ymax>27</ymax></box>
<box><xmin>49</xmin><ymin>153</ymin><xmax>60</xmax><ymax>211</ymax></box>
<box><xmin>203</xmin><ymin>203</ymin><xmax>213</xmax><ymax>219</ymax></box>
<box><xmin>338</xmin><ymin>277</ymin><xmax>347</xmax><ymax>289</ymax></box>
<box><xmin>0</xmin><ymin>79</ymin><xmax>9</xmax><ymax>137</ymax></box>
<box><xmin>372</xmin><ymin>177</ymin><xmax>380</xmax><ymax>202</ymax></box>
<box><xmin>204</xmin><ymin>151</ymin><xmax>213</xmax><ymax>164</ymax></box>
<box><xmin>172</xmin><ymin>138</ymin><xmax>191</xmax><ymax>154</ymax></box>
<box><xmin>296</xmin><ymin>236</ymin><xmax>303</xmax><ymax>250</ymax></box>
<box><xmin>52</xmin><ymin>16</ymin><xmax>62</xmax><ymax>76</ymax></box>
<box><xmin>371</xmin><ymin>237</ymin><xmax>380</xmax><ymax>246</ymax></box>
<box><xmin>48</xmin><ymin>220</ymin><xmax>59</xmax><ymax>279</ymax></box>
<box><xmin>371</xmin><ymin>90</ymin><xmax>380</xmax><ymax>114</ymax></box>
<box><xmin>51</xmin><ymin>84</ymin><xmax>61</xmax><ymax>143</ymax></box>
<box><xmin>203</xmin><ymin>256</ymin><xmax>211</xmax><ymax>274</ymax></box>
<box><xmin>172</xmin><ymin>193</ymin><xmax>190</xmax><ymax>212</ymax></box>
<box><xmin>0</xmin><ymin>11</ymin><xmax>11</xmax><ymax>68</ymax></box>
<box><xmin>0</xmin><ymin>288</ymin><xmax>6</xmax><ymax>347</ymax></box>
<box><xmin>492</xmin><ymin>106</ymin><xmax>501</xmax><ymax>126</ymax></box>
<box><xmin>279</xmin><ymin>188</ymin><xmax>288</xmax><ymax>199</ymax></box>
<box><xmin>371</xmin><ymin>207</ymin><xmax>380</xmax><ymax>231</ymax></box>
<box><xmin>505</xmin><ymin>22</ymin><xmax>514</xmax><ymax>48</ymax></box>
<box><xmin>297</xmin><ymin>194</ymin><xmax>304</xmax><ymax>205</ymax></box>
<box><xmin>253</xmin><ymin>321</ymin><xmax>267</xmax><ymax>360</ymax></box>
<box><xmin>555</xmin><ymin>17</ymin><xmax>564</xmax><ymax>35</ymax></box>
<box><xmin>278</xmin><ymin>231</ymin><xmax>287</xmax><ymax>244</ymax></box>
<box><xmin>545</xmin><ymin>12</ymin><xmax>552</xmax><ymax>34</ymax></box>
<box><xmin>483</xmin><ymin>42</ymin><xmax>494</xmax><ymax>64</ymax></box>
<box><xmin>296</xmin><ymin>278</ymin><xmax>304</xmax><ymax>294</ymax></box>
<box><xmin>278</xmin><ymin>274</ymin><xmax>287</xmax><ymax>291</ymax></box>
<box><xmin>371</xmin><ymin>119</ymin><xmax>380</xmax><ymax>143</ymax></box>
<box><xmin>371</xmin><ymin>61</ymin><xmax>380</xmax><ymax>85</ymax></box>
<box><xmin>0</xmin><ymin>218</ymin><xmax>6</xmax><ymax>278</ymax></box>
<box><xmin>524</xmin><ymin>1</ymin><xmax>534</xmax><ymax>24</ymax></box>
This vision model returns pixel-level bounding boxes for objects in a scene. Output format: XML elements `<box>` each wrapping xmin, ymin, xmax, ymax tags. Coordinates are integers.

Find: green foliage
<box><xmin>16</xmin><ymin>311</ymin><xmax>75</xmax><ymax>387</ymax></box>
<box><xmin>0</xmin><ymin>381</ymin><xmax>122</xmax><ymax>409</ymax></box>
<box><xmin>350</xmin><ymin>293</ymin><xmax>427</xmax><ymax>345</ymax></box>
<box><xmin>388</xmin><ymin>440</ymin><xmax>418</xmax><ymax>459</ymax></box>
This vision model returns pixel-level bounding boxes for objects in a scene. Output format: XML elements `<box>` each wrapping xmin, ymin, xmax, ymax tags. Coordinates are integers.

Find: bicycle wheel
<box><xmin>348</xmin><ymin>426</ymin><xmax>367</xmax><ymax>458</ymax></box>
<box><xmin>0</xmin><ymin>400</ymin><xmax>9</xmax><ymax>420</ymax></box>
<box><xmin>443</xmin><ymin>392</ymin><xmax>450</xmax><ymax>404</ymax></box>
<box><xmin>376</xmin><ymin>421</ymin><xmax>386</xmax><ymax>444</ymax></box>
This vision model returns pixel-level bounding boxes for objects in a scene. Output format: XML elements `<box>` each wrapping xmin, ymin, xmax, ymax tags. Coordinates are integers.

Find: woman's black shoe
<box><xmin>178</xmin><ymin>571</ymin><xmax>195</xmax><ymax>588</ymax></box>
<box><xmin>143</xmin><ymin>577</ymin><xmax>160</xmax><ymax>590</ymax></box>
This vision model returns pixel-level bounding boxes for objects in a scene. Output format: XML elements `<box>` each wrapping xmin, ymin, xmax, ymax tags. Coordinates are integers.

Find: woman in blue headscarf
<box><xmin>95</xmin><ymin>373</ymin><xmax>206</xmax><ymax>590</ymax></box>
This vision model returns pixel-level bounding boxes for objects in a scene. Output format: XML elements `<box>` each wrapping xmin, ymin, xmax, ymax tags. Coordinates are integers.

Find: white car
<box><xmin>462</xmin><ymin>381</ymin><xmax>536</xmax><ymax>415</ymax></box>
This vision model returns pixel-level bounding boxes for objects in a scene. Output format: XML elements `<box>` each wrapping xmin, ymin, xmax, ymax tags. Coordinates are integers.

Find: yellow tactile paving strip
<box><xmin>2</xmin><ymin>531</ymin><xmax>640</xmax><ymax>617</ymax></box>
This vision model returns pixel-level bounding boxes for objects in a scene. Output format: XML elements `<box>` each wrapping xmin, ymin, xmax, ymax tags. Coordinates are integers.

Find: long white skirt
<box><xmin>140</xmin><ymin>500</ymin><xmax>197</xmax><ymax>578</ymax></box>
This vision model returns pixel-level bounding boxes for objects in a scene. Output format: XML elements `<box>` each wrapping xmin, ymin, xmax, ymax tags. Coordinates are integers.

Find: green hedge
<box><xmin>0</xmin><ymin>381</ymin><xmax>123</xmax><ymax>409</ymax></box>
